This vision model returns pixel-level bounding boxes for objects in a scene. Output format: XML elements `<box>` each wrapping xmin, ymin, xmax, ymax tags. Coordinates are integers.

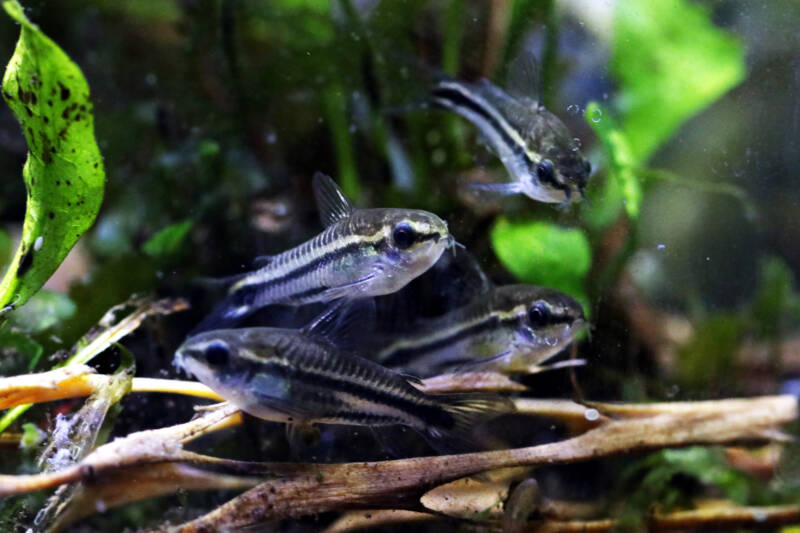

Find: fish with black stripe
<box><xmin>174</xmin><ymin>327</ymin><xmax>515</xmax><ymax>451</ymax></box>
<box><xmin>202</xmin><ymin>172</ymin><xmax>452</xmax><ymax>325</ymax></box>
<box><xmin>376</xmin><ymin>285</ymin><xmax>585</xmax><ymax>376</ymax></box>
<box><xmin>429</xmin><ymin>53</ymin><xmax>591</xmax><ymax>204</ymax></box>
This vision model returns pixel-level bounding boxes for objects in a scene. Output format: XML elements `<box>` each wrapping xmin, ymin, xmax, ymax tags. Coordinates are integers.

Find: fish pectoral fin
<box><xmin>302</xmin><ymin>298</ymin><xmax>376</xmax><ymax>350</ymax></box>
<box><xmin>468</xmin><ymin>182</ymin><xmax>524</xmax><ymax>196</ymax></box>
<box><xmin>316</xmin><ymin>273</ymin><xmax>377</xmax><ymax>301</ymax></box>
<box><xmin>312</xmin><ymin>172</ymin><xmax>354</xmax><ymax>227</ymax></box>
<box><xmin>447</xmin><ymin>350</ymin><xmax>513</xmax><ymax>374</ymax></box>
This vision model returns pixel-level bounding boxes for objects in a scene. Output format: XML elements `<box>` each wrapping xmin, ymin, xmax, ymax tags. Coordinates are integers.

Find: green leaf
<box><xmin>6</xmin><ymin>289</ymin><xmax>75</xmax><ymax>333</ymax></box>
<box><xmin>142</xmin><ymin>220</ymin><xmax>194</xmax><ymax>259</ymax></box>
<box><xmin>20</xmin><ymin>421</ymin><xmax>45</xmax><ymax>449</ymax></box>
<box><xmin>0</xmin><ymin>0</ymin><xmax>105</xmax><ymax>315</ymax></box>
<box><xmin>612</xmin><ymin>0</ymin><xmax>745</xmax><ymax>162</ymax></box>
<box><xmin>585</xmin><ymin>102</ymin><xmax>642</xmax><ymax>219</ymax></box>
<box><xmin>0</xmin><ymin>230</ymin><xmax>10</xmax><ymax>268</ymax></box>
<box><xmin>490</xmin><ymin>218</ymin><xmax>591</xmax><ymax>310</ymax></box>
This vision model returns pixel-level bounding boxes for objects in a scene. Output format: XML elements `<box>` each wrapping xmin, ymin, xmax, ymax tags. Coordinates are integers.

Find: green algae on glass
<box><xmin>490</xmin><ymin>217</ymin><xmax>591</xmax><ymax>310</ymax></box>
<box><xmin>0</xmin><ymin>0</ymin><xmax>105</xmax><ymax>316</ymax></box>
<box><xmin>613</xmin><ymin>0</ymin><xmax>745</xmax><ymax>162</ymax></box>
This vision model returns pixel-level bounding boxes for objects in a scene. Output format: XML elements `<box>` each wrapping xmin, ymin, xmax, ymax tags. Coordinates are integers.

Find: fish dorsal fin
<box><xmin>251</xmin><ymin>254</ymin><xmax>275</xmax><ymax>268</ymax></box>
<box><xmin>312</xmin><ymin>172</ymin><xmax>354</xmax><ymax>227</ymax></box>
<box><xmin>505</xmin><ymin>50</ymin><xmax>541</xmax><ymax>106</ymax></box>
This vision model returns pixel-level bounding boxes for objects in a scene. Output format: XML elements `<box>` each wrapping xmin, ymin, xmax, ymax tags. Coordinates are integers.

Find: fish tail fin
<box><xmin>424</xmin><ymin>393</ymin><xmax>515</xmax><ymax>453</ymax></box>
<box><xmin>192</xmin><ymin>271</ymin><xmax>249</xmax><ymax>289</ymax></box>
<box><xmin>188</xmin><ymin>292</ymin><xmax>254</xmax><ymax>336</ymax></box>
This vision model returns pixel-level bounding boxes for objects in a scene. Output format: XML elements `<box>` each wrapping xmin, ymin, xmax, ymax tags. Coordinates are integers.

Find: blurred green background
<box><xmin>1</xmin><ymin>0</ymin><xmax>800</xmax><ymax>529</ymax></box>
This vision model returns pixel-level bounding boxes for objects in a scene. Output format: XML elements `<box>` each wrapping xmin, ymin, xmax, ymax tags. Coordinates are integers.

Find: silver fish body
<box><xmin>175</xmin><ymin>328</ymin><xmax>514</xmax><ymax>447</ymax></box>
<box><xmin>430</xmin><ymin>78</ymin><xmax>591</xmax><ymax>204</ymax></box>
<box><xmin>377</xmin><ymin>285</ymin><xmax>585</xmax><ymax>376</ymax></box>
<box><xmin>218</xmin><ymin>173</ymin><xmax>451</xmax><ymax>319</ymax></box>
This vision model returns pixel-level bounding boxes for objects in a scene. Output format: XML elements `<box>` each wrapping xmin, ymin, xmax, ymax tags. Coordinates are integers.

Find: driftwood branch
<box><xmin>163</xmin><ymin>395</ymin><xmax>796</xmax><ymax>531</ymax></box>
<box><xmin>0</xmin><ymin>361</ymin><xmax>796</xmax><ymax>531</ymax></box>
<box><xmin>324</xmin><ymin>504</ymin><xmax>800</xmax><ymax>533</ymax></box>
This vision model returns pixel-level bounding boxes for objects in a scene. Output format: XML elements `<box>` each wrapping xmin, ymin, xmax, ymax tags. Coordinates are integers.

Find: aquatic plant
<box><xmin>0</xmin><ymin>0</ymin><xmax>799</xmax><ymax>531</ymax></box>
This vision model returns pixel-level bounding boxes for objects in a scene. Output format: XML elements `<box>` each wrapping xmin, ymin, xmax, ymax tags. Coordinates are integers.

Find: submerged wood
<box><xmin>0</xmin><ymin>360</ymin><xmax>796</xmax><ymax>531</ymax></box>
<box><xmin>164</xmin><ymin>395</ymin><xmax>796</xmax><ymax>531</ymax></box>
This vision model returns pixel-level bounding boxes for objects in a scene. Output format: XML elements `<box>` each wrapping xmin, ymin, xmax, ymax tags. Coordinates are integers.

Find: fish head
<box><xmin>175</xmin><ymin>329</ymin><xmax>275</xmax><ymax>400</ymax></box>
<box><xmin>352</xmin><ymin>208</ymin><xmax>451</xmax><ymax>295</ymax></box>
<box><xmin>493</xmin><ymin>285</ymin><xmax>586</xmax><ymax>359</ymax></box>
<box><xmin>525</xmin><ymin>109</ymin><xmax>592</xmax><ymax>203</ymax></box>
<box><xmin>175</xmin><ymin>328</ymin><xmax>308</xmax><ymax>422</ymax></box>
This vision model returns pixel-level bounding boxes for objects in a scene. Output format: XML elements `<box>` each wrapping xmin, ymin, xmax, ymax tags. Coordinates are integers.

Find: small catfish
<box><xmin>376</xmin><ymin>284</ymin><xmax>585</xmax><ymax>377</ymax></box>
<box><xmin>209</xmin><ymin>173</ymin><xmax>451</xmax><ymax>322</ymax></box>
<box><xmin>175</xmin><ymin>328</ymin><xmax>515</xmax><ymax>451</ymax></box>
<box><xmin>429</xmin><ymin>54</ymin><xmax>591</xmax><ymax>204</ymax></box>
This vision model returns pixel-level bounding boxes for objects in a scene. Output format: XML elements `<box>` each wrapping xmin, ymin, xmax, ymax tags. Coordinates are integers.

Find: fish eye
<box><xmin>528</xmin><ymin>302</ymin><xmax>551</xmax><ymax>327</ymax></box>
<box><xmin>392</xmin><ymin>222</ymin><xmax>417</xmax><ymax>250</ymax></box>
<box><xmin>583</xmin><ymin>159</ymin><xmax>592</xmax><ymax>175</ymax></box>
<box><xmin>536</xmin><ymin>160</ymin><xmax>554</xmax><ymax>182</ymax></box>
<box><xmin>204</xmin><ymin>341</ymin><xmax>229</xmax><ymax>366</ymax></box>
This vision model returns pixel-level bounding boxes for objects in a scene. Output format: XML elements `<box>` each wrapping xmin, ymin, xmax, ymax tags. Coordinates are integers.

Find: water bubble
<box><xmin>34</xmin><ymin>235</ymin><xmax>43</xmax><ymax>251</ymax></box>
<box><xmin>566</xmin><ymin>104</ymin><xmax>581</xmax><ymax>116</ymax></box>
<box><xmin>584</xmin><ymin>408</ymin><xmax>600</xmax><ymax>421</ymax></box>
<box><xmin>572</xmin><ymin>137</ymin><xmax>582</xmax><ymax>152</ymax></box>
<box><xmin>657</xmin><ymin>244</ymin><xmax>666</xmax><ymax>250</ymax></box>
<box><xmin>590</xmin><ymin>107</ymin><xmax>603</xmax><ymax>123</ymax></box>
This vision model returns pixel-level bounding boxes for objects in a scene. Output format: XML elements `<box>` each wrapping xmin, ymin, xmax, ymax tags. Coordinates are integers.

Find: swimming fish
<box><xmin>429</xmin><ymin>54</ymin><xmax>591</xmax><ymax>204</ymax></box>
<box><xmin>376</xmin><ymin>285</ymin><xmax>585</xmax><ymax>376</ymax></box>
<box><xmin>211</xmin><ymin>173</ymin><xmax>451</xmax><ymax>321</ymax></box>
<box><xmin>175</xmin><ymin>328</ymin><xmax>515</xmax><ymax>450</ymax></box>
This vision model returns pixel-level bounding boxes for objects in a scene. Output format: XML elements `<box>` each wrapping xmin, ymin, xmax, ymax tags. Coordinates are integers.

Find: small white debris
<box><xmin>584</xmin><ymin>408</ymin><xmax>600</xmax><ymax>421</ymax></box>
<box><xmin>657</xmin><ymin>243</ymin><xmax>666</xmax><ymax>250</ymax></box>
<box><xmin>33</xmin><ymin>235</ymin><xmax>43</xmax><ymax>251</ymax></box>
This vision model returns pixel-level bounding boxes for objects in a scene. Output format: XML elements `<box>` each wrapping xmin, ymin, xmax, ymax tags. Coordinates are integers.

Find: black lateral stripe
<box><xmin>236</xmin><ymin>237</ymin><xmax>386</xmax><ymax>296</ymax></box>
<box><xmin>431</xmin><ymin>85</ymin><xmax>564</xmax><ymax>190</ymax></box>
<box><xmin>320</xmin><ymin>411</ymin><xmax>397</xmax><ymax>425</ymax></box>
<box><xmin>271</xmin><ymin>360</ymin><xmax>454</xmax><ymax>429</ymax></box>
<box><xmin>431</xmin><ymin>85</ymin><xmax>529</xmax><ymax>160</ymax></box>
<box><xmin>383</xmin><ymin>313</ymin><xmax>519</xmax><ymax>367</ymax></box>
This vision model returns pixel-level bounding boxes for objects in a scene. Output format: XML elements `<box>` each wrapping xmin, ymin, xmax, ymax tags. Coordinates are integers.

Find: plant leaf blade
<box><xmin>0</xmin><ymin>0</ymin><xmax>105</xmax><ymax>314</ymax></box>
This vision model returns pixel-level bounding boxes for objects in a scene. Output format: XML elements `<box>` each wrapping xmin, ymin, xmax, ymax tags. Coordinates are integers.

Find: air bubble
<box><xmin>590</xmin><ymin>107</ymin><xmax>603</xmax><ymax>123</ymax></box>
<box><xmin>34</xmin><ymin>235</ymin><xmax>43</xmax><ymax>251</ymax></box>
<box><xmin>584</xmin><ymin>408</ymin><xmax>600</xmax><ymax>421</ymax></box>
<box><xmin>566</xmin><ymin>104</ymin><xmax>581</xmax><ymax>116</ymax></box>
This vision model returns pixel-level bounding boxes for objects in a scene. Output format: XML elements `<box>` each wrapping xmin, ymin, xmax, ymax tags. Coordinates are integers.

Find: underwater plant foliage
<box><xmin>0</xmin><ymin>0</ymin><xmax>799</xmax><ymax>531</ymax></box>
